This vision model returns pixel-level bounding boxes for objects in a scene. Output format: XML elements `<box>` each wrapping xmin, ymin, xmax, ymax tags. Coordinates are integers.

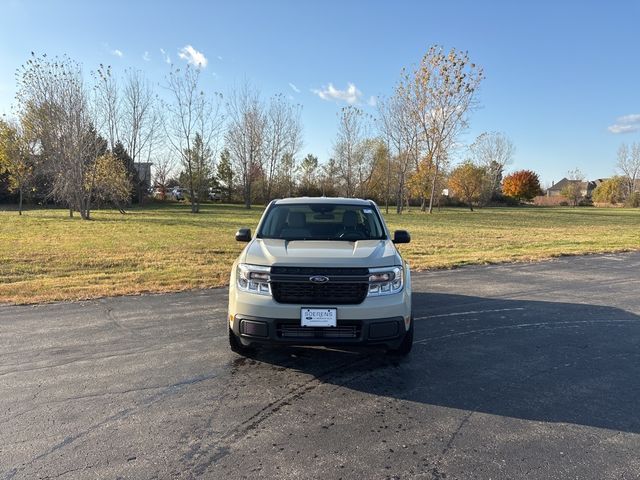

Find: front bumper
<box><xmin>231</xmin><ymin>314</ymin><xmax>409</xmax><ymax>349</ymax></box>
<box><xmin>228</xmin><ymin>274</ymin><xmax>411</xmax><ymax>349</ymax></box>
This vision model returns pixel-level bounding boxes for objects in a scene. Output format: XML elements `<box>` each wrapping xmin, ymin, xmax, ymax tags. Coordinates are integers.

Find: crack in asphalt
<box><xmin>101</xmin><ymin>302</ymin><xmax>144</xmax><ymax>339</ymax></box>
<box><xmin>181</xmin><ymin>353</ymin><xmax>387</xmax><ymax>475</ymax></box>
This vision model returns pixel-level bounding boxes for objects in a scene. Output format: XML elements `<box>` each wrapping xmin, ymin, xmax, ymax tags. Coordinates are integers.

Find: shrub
<box><xmin>625</xmin><ymin>192</ymin><xmax>640</xmax><ymax>208</ymax></box>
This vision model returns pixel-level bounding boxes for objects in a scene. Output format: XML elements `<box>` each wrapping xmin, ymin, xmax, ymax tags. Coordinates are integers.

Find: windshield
<box><xmin>257</xmin><ymin>203</ymin><xmax>387</xmax><ymax>241</ymax></box>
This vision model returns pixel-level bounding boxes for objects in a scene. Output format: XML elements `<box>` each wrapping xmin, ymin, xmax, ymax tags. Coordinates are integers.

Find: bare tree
<box><xmin>122</xmin><ymin>70</ymin><xmax>154</xmax><ymax>163</ymax></box>
<box><xmin>377</xmin><ymin>91</ymin><xmax>419</xmax><ymax>213</ymax></box>
<box><xmin>469</xmin><ymin>132</ymin><xmax>515</xmax><ymax>205</ymax></box>
<box><xmin>121</xmin><ymin>69</ymin><xmax>165</xmax><ymax>204</ymax></box>
<box><xmin>262</xmin><ymin>94</ymin><xmax>303</xmax><ymax>202</ymax></box>
<box><xmin>399</xmin><ymin>45</ymin><xmax>483</xmax><ymax>213</ymax></box>
<box><xmin>164</xmin><ymin>65</ymin><xmax>223</xmax><ymax>213</ymax></box>
<box><xmin>225</xmin><ymin>84</ymin><xmax>266</xmax><ymax>208</ymax></box>
<box><xmin>617</xmin><ymin>142</ymin><xmax>640</xmax><ymax>200</ymax></box>
<box><xmin>152</xmin><ymin>152</ymin><xmax>176</xmax><ymax>200</ymax></box>
<box><xmin>16</xmin><ymin>54</ymin><xmax>105</xmax><ymax>219</ymax></box>
<box><xmin>93</xmin><ymin>64</ymin><xmax>120</xmax><ymax>150</ymax></box>
<box><xmin>279</xmin><ymin>103</ymin><xmax>303</xmax><ymax>198</ymax></box>
<box><xmin>561</xmin><ymin>168</ymin><xmax>586</xmax><ymax>207</ymax></box>
<box><xmin>263</xmin><ymin>94</ymin><xmax>286</xmax><ymax>201</ymax></box>
<box><xmin>333</xmin><ymin>106</ymin><xmax>368</xmax><ymax>197</ymax></box>
<box><xmin>141</xmin><ymin>101</ymin><xmax>167</xmax><ymax>201</ymax></box>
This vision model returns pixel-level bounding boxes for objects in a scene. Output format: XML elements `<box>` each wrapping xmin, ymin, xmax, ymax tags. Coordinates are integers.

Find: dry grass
<box><xmin>1</xmin><ymin>203</ymin><xmax>638</xmax><ymax>304</ymax></box>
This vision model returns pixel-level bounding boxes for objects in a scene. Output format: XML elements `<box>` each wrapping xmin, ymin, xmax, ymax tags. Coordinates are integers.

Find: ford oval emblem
<box><xmin>309</xmin><ymin>275</ymin><xmax>329</xmax><ymax>284</ymax></box>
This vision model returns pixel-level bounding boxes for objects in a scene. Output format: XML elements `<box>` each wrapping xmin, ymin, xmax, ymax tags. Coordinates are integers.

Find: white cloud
<box><xmin>617</xmin><ymin>113</ymin><xmax>640</xmax><ymax>124</ymax></box>
<box><xmin>289</xmin><ymin>82</ymin><xmax>300</xmax><ymax>93</ymax></box>
<box><xmin>102</xmin><ymin>42</ymin><xmax>123</xmax><ymax>58</ymax></box>
<box><xmin>608</xmin><ymin>113</ymin><xmax>640</xmax><ymax>134</ymax></box>
<box><xmin>160</xmin><ymin>48</ymin><xmax>171</xmax><ymax>64</ymax></box>
<box><xmin>143</xmin><ymin>51</ymin><xmax>150</xmax><ymax>62</ymax></box>
<box><xmin>608</xmin><ymin>124</ymin><xmax>640</xmax><ymax>134</ymax></box>
<box><xmin>367</xmin><ymin>95</ymin><xmax>377</xmax><ymax>107</ymax></box>
<box><xmin>178</xmin><ymin>44</ymin><xmax>208</xmax><ymax>68</ymax></box>
<box><xmin>312</xmin><ymin>82</ymin><xmax>362</xmax><ymax>104</ymax></box>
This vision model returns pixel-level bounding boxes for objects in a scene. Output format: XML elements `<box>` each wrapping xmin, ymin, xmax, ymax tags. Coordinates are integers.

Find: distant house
<box><xmin>134</xmin><ymin>162</ymin><xmax>153</xmax><ymax>191</ymax></box>
<box><xmin>545</xmin><ymin>178</ymin><xmax>604</xmax><ymax>198</ymax></box>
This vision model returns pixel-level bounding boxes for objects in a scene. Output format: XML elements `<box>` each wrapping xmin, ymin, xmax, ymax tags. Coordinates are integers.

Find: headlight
<box><xmin>368</xmin><ymin>266</ymin><xmax>403</xmax><ymax>296</ymax></box>
<box><xmin>236</xmin><ymin>264</ymin><xmax>271</xmax><ymax>296</ymax></box>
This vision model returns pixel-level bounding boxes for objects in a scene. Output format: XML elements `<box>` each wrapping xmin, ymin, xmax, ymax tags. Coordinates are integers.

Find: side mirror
<box><xmin>235</xmin><ymin>228</ymin><xmax>252</xmax><ymax>242</ymax></box>
<box><xmin>392</xmin><ymin>230</ymin><xmax>411</xmax><ymax>244</ymax></box>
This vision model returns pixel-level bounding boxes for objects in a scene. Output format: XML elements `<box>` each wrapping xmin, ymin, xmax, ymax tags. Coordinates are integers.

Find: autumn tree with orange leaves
<box><xmin>502</xmin><ymin>170</ymin><xmax>542</xmax><ymax>201</ymax></box>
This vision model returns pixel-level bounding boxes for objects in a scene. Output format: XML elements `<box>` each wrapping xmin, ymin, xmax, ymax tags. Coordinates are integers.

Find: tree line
<box><xmin>2</xmin><ymin>47</ymin><xmax>637</xmax><ymax>218</ymax></box>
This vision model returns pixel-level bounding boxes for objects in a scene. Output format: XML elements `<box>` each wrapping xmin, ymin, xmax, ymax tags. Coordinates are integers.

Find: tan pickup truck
<box><xmin>228</xmin><ymin>197</ymin><xmax>413</xmax><ymax>356</ymax></box>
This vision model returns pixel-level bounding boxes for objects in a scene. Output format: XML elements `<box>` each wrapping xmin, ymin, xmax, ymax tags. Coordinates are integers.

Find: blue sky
<box><xmin>1</xmin><ymin>0</ymin><xmax>639</xmax><ymax>185</ymax></box>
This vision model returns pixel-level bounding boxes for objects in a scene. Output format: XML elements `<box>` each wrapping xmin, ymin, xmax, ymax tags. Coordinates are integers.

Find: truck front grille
<box><xmin>269</xmin><ymin>266</ymin><xmax>370</xmax><ymax>305</ymax></box>
<box><xmin>271</xmin><ymin>282</ymin><xmax>368</xmax><ymax>305</ymax></box>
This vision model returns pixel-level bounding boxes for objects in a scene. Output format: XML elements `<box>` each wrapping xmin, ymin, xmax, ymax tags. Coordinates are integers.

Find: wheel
<box><xmin>229</xmin><ymin>327</ymin><xmax>255</xmax><ymax>356</ymax></box>
<box><xmin>387</xmin><ymin>319</ymin><xmax>413</xmax><ymax>356</ymax></box>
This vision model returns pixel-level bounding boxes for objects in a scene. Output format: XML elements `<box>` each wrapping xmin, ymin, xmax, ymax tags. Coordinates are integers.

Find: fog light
<box><xmin>240</xmin><ymin>320</ymin><xmax>268</xmax><ymax>337</ymax></box>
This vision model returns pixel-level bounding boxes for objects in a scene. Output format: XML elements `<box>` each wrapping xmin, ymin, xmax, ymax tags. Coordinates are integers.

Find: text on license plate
<box><xmin>301</xmin><ymin>308</ymin><xmax>337</xmax><ymax>327</ymax></box>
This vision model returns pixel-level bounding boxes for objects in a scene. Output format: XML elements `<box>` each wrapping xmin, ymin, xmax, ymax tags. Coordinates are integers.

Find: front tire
<box><xmin>229</xmin><ymin>327</ymin><xmax>255</xmax><ymax>356</ymax></box>
<box><xmin>387</xmin><ymin>319</ymin><xmax>413</xmax><ymax>356</ymax></box>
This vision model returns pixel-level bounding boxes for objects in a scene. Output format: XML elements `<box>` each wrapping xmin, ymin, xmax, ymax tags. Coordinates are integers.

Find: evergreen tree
<box><xmin>217</xmin><ymin>148</ymin><xmax>234</xmax><ymax>203</ymax></box>
<box><xmin>182</xmin><ymin>132</ymin><xmax>213</xmax><ymax>211</ymax></box>
<box><xmin>111</xmin><ymin>141</ymin><xmax>138</xmax><ymax>204</ymax></box>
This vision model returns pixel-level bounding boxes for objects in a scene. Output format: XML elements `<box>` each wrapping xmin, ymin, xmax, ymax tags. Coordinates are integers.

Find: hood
<box><xmin>242</xmin><ymin>239</ymin><xmax>401</xmax><ymax>268</ymax></box>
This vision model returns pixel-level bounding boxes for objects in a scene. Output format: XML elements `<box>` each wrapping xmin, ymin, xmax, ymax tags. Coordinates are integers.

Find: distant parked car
<box><xmin>170</xmin><ymin>187</ymin><xmax>184</xmax><ymax>201</ymax></box>
<box><xmin>208</xmin><ymin>188</ymin><xmax>221</xmax><ymax>202</ymax></box>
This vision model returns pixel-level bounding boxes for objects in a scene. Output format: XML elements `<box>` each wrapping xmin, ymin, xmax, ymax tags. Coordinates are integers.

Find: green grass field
<box><xmin>1</xmin><ymin>203</ymin><xmax>639</xmax><ymax>304</ymax></box>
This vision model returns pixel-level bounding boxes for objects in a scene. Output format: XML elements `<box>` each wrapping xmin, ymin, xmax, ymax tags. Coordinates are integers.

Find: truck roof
<box><xmin>273</xmin><ymin>197</ymin><xmax>374</xmax><ymax>206</ymax></box>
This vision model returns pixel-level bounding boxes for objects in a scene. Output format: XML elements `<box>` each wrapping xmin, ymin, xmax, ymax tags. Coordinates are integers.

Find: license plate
<box><xmin>301</xmin><ymin>308</ymin><xmax>337</xmax><ymax>327</ymax></box>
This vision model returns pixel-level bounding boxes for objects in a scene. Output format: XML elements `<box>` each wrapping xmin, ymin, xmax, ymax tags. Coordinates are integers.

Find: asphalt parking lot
<box><xmin>1</xmin><ymin>252</ymin><xmax>640</xmax><ymax>479</ymax></box>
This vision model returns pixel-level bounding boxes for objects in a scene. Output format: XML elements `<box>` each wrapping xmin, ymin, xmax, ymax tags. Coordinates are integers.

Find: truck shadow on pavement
<box><xmin>247</xmin><ymin>292</ymin><xmax>640</xmax><ymax>434</ymax></box>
